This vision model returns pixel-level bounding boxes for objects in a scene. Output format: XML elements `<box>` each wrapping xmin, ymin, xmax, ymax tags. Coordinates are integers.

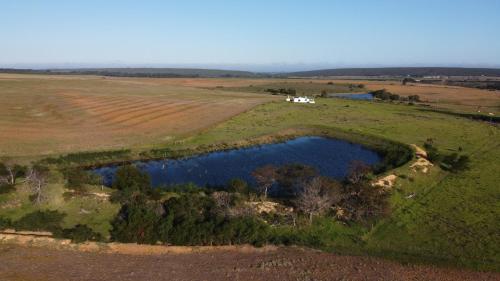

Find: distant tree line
<box><xmin>371</xmin><ymin>89</ymin><xmax>420</xmax><ymax>102</ymax></box>
<box><xmin>265</xmin><ymin>88</ymin><xmax>297</xmax><ymax>96</ymax></box>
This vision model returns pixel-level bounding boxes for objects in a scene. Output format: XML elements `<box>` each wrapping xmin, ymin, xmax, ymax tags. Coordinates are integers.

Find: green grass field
<box><xmin>173</xmin><ymin>99</ymin><xmax>500</xmax><ymax>270</ymax></box>
<box><xmin>0</xmin><ymin>81</ymin><xmax>498</xmax><ymax>271</ymax></box>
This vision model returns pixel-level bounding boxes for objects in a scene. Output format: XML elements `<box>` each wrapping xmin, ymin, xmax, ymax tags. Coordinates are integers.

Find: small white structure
<box><xmin>286</xmin><ymin>95</ymin><xmax>315</xmax><ymax>104</ymax></box>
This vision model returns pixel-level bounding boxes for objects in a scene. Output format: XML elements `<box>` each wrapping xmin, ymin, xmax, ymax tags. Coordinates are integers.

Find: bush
<box><xmin>14</xmin><ymin>210</ymin><xmax>66</xmax><ymax>233</ymax></box>
<box><xmin>373</xmin><ymin>144</ymin><xmax>413</xmax><ymax>173</ymax></box>
<box><xmin>226</xmin><ymin>178</ymin><xmax>250</xmax><ymax>194</ymax></box>
<box><xmin>110</xmin><ymin>193</ymin><xmax>271</xmax><ymax>246</ymax></box>
<box><xmin>110</xmin><ymin>198</ymin><xmax>161</xmax><ymax>244</ymax></box>
<box><xmin>112</xmin><ymin>165</ymin><xmax>150</xmax><ymax>192</ymax></box>
<box><xmin>0</xmin><ymin>183</ymin><xmax>15</xmax><ymax>194</ymax></box>
<box><xmin>371</xmin><ymin>89</ymin><xmax>400</xmax><ymax>101</ymax></box>
<box><xmin>111</xmin><ymin>165</ymin><xmax>151</xmax><ymax>203</ymax></box>
<box><xmin>441</xmin><ymin>153</ymin><xmax>470</xmax><ymax>172</ymax></box>
<box><xmin>60</xmin><ymin>224</ymin><xmax>103</xmax><ymax>243</ymax></box>
<box><xmin>62</xmin><ymin>167</ymin><xmax>99</xmax><ymax>193</ymax></box>
<box><xmin>408</xmin><ymin>95</ymin><xmax>421</xmax><ymax>102</ymax></box>
<box><xmin>423</xmin><ymin>142</ymin><xmax>470</xmax><ymax>172</ymax></box>
<box><xmin>0</xmin><ymin>217</ymin><xmax>12</xmax><ymax>229</ymax></box>
<box><xmin>424</xmin><ymin>142</ymin><xmax>441</xmax><ymax>163</ymax></box>
<box><xmin>341</xmin><ymin>181</ymin><xmax>390</xmax><ymax>223</ymax></box>
<box><xmin>217</xmin><ymin>216</ymin><xmax>269</xmax><ymax>246</ymax></box>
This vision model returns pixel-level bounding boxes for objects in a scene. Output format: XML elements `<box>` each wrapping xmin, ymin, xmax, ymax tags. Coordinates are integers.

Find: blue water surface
<box><xmin>93</xmin><ymin>136</ymin><xmax>381</xmax><ymax>188</ymax></box>
<box><xmin>332</xmin><ymin>93</ymin><xmax>373</xmax><ymax>100</ymax></box>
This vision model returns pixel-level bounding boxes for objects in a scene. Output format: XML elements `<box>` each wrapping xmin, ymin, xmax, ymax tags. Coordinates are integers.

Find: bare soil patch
<box><xmin>0</xmin><ymin>244</ymin><xmax>497</xmax><ymax>281</ymax></box>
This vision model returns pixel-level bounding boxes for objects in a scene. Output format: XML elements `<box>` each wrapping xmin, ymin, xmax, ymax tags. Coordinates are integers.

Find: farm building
<box><xmin>286</xmin><ymin>96</ymin><xmax>315</xmax><ymax>104</ymax></box>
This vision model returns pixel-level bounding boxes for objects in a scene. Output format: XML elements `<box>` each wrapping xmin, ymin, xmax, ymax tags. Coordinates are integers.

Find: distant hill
<box><xmin>0</xmin><ymin>68</ymin><xmax>264</xmax><ymax>78</ymax></box>
<box><xmin>3</xmin><ymin>66</ymin><xmax>500</xmax><ymax>78</ymax></box>
<box><xmin>286</xmin><ymin>67</ymin><xmax>500</xmax><ymax>77</ymax></box>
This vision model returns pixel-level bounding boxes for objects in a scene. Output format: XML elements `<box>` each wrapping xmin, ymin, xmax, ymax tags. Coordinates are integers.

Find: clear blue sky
<box><xmin>1</xmin><ymin>0</ymin><xmax>499</xmax><ymax>71</ymax></box>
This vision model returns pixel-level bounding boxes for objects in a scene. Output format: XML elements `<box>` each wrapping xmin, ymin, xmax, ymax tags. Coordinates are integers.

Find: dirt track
<box><xmin>0</xmin><ymin>245</ymin><xmax>497</xmax><ymax>281</ymax></box>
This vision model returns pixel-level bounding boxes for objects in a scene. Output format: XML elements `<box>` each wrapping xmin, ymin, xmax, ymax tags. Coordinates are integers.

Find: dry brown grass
<box><xmin>1</xmin><ymin>74</ymin><xmax>498</xmax><ymax>159</ymax></box>
<box><xmin>0</xmin><ymin>74</ymin><xmax>277</xmax><ymax>158</ymax></box>
<box><xmin>331</xmin><ymin>79</ymin><xmax>500</xmax><ymax>113</ymax></box>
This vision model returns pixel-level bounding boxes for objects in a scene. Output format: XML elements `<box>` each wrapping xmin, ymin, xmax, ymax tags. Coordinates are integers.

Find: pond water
<box><xmin>331</xmin><ymin>93</ymin><xmax>373</xmax><ymax>100</ymax></box>
<box><xmin>92</xmin><ymin>136</ymin><xmax>381</xmax><ymax>188</ymax></box>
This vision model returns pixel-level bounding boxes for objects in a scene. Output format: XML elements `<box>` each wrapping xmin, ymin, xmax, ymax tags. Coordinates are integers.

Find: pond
<box><xmin>331</xmin><ymin>93</ymin><xmax>373</xmax><ymax>100</ymax></box>
<box><xmin>92</xmin><ymin>136</ymin><xmax>382</xmax><ymax>188</ymax></box>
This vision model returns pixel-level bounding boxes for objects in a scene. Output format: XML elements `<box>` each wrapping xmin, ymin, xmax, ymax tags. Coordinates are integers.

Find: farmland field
<box><xmin>0</xmin><ymin>74</ymin><xmax>277</xmax><ymax>159</ymax></box>
<box><xmin>0</xmin><ymin>74</ymin><xmax>499</xmax><ymax>272</ymax></box>
<box><xmin>330</xmin><ymin>79</ymin><xmax>500</xmax><ymax>114</ymax></box>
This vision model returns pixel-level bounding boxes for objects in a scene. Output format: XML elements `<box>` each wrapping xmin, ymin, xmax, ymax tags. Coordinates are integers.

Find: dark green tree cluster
<box><xmin>373</xmin><ymin>144</ymin><xmax>413</xmax><ymax>173</ymax></box>
<box><xmin>1</xmin><ymin>210</ymin><xmax>102</xmax><ymax>243</ymax></box>
<box><xmin>371</xmin><ymin>89</ymin><xmax>400</xmax><ymax>101</ymax></box>
<box><xmin>265</xmin><ymin>88</ymin><xmax>297</xmax><ymax>96</ymax></box>
<box><xmin>110</xmin><ymin>165</ymin><xmax>152</xmax><ymax>203</ymax></box>
<box><xmin>62</xmin><ymin>167</ymin><xmax>102</xmax><ymax>194</ymax></box>
<box><xmin>110</xmin><ymin>194</ymin><xmax>269</xmax><ymax>246</ymax></box>
<box><xmin>423</xmin><ymin>142</ymin><xmax>470</xmax><ymax>173</ymax></box>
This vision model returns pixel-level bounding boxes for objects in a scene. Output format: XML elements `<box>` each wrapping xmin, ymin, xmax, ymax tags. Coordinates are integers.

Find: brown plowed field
<box><xmin>0</xmin><ymin>74</ymin><xmax>277</xmax><ymax>158</ymax></box>
<box><xmin>0</xmin><ymin>244</ymin><xmax>498</xmax><ymax>281</ymax></box>
<box><xmin>329</xmin><ymin>79</ymin><xmax>500</xmax><ymax>113</ymax></box>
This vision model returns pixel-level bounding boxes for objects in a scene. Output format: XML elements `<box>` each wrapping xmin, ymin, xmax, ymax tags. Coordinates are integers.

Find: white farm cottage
<box><xmin>286</xmin><ymin>95</ymin><xmax>315</xmax><ymax>104</ymax></box>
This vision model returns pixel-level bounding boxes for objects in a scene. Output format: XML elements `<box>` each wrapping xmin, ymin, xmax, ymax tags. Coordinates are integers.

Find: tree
<box><xmin>63</xmin><ymin>167</ymin><xmax>91</xmax><ymax>194</ymax></box>
<box><xmin>110</xmin><ymin>198</ymin><xmax>161</xmax><ymax>244</ymax></box>
<box><xmin>341</xmin><ymin>179</ymin><xmax>390</xmax><ymax>223</ymax></box>
<box><xmin>111</xmin><ymin>165</ymin><xmax>151</xmax><ymax>203</ymax></box>
<box><xmin>252</xmin><ymin>165</ymin><xmax>277</xmax><ymax>198</ymax></box>
<box><xmin>61</xmin><ymin>224</ymin><xmax>103</xmax><ymax>243</ymax></box>
<box><xmin>14</xmin><ymin>210</ymin><xmax>65</xmax><ymax>233</ymax></box>
<box><xmin>26</xmin><ymin>164</ymin><xmax>49</xmax><ymax>205</ymax></box>
<box><xmin>350</xmin><ymin>182</ymin><xmax>390</xmax><ymax>223</ymax></box>
<box><xmin>346</xmin><ymin>160</ymin><xmax>371</xmax><ymax>185</ymax></box>
<box><xmin>211</xmin><ymin>191</ymin><xmax>233</xmax><ymax>217</ymax></box>
<box><xmin>112</xmin><ymin>165</ymin><xmax>150</xmax><ymax>192</ymax></box>
<box><xmin>275</xmin><ymin>164</ymin><xmax>318</xmax><ymax>197</ymax></box>
<box><xmin>0</xmin><ymin>162</ymin><xmax>27</xmax><ymax>185</ymax></box>
<box><xmin>226</xmin><ymin>178</ymin><xmax>249</xmax><ymax>194</ymax></box>
<box><xmin>441</xmin><ymin>153</ymin><xmax>470</xmax><ymax>173</ymax></box>
<box><xmin>294</xmin><ymin>177</ymin><xmax>335</xmax><ymax>224</ymax></box>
